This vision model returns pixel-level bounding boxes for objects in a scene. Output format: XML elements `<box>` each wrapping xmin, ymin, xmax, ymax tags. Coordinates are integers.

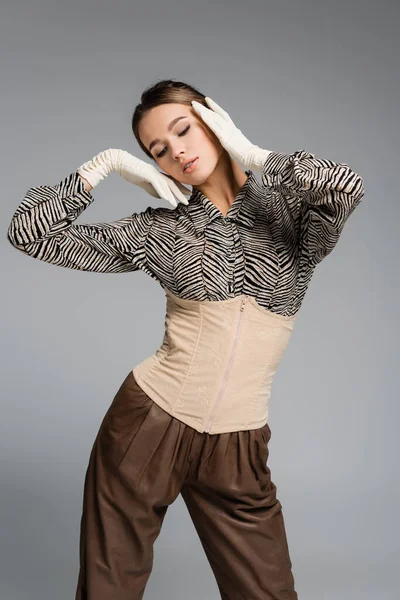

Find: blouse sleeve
<box><xmin>7</xmin><ymin>170</ymin><xmax>154</xmax><ymax>274</ymax></box>
<box><xmin>261</xmin><ymin>149</ymin><xmax>365</xmax><ymax>266</ymax></box>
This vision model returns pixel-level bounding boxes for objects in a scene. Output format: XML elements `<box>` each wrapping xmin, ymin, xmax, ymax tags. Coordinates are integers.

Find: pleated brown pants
<box><xmin>75</xmin><ymin>370</ymin><xmax>298</xmax><ymax>600</ymax></box>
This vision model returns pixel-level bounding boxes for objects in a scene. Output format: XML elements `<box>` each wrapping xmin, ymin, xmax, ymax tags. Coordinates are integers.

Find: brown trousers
<box><xmin>75</xmin><ymin>370</ymin><xmax>298</xmax><ymax>600</ymax></box>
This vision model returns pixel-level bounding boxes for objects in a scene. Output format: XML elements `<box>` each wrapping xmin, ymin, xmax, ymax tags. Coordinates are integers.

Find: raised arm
<box><xmin>260</xmin><ymin>149</ymin><xmax>365</xmax><ymax>266</ymax></box>
<box><xmin>7</xmin><ymin>170</ymin><xmax>155</xmax><ymax>273</ymax></box>
<box><xmin>190</xmin><ymin>98</ymin><xmax>365</xmax><ymax>267</ymax></box>
<box><xmin>7</xmin><ymin>146</ymin><xmax>192</xmax><ymax>274</ymax></box>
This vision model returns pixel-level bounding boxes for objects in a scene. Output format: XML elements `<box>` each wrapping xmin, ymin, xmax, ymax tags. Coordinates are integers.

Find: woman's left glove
<box><xmin>191</xmin><ymin>97</ymin><xmax>272</xmax><ymax>172</ymax></box>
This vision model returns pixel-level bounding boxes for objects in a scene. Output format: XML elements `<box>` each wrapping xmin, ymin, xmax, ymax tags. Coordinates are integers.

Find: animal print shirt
<box><xmin>7</xmin><ymin>149</ymin><xmax>365</xmax><ymax>317</ymax></box>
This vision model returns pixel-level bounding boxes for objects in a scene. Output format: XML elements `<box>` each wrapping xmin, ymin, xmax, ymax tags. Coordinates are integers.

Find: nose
<box><xmin>171</xmin><ymin>143</ymin><xmax>186</xmax><ymax>161</ymax></box>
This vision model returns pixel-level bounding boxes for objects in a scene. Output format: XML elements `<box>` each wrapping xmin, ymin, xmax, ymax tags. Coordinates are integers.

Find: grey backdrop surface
<box><xmin>1</xmin><ymin>1</ymin><xmax>398</xmax><ymax>599</ymax></box>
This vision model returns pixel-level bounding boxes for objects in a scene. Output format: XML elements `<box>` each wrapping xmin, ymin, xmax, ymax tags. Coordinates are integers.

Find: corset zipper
<box><xmin>204</xmin><ymin>296</ymin><xmax>249</xmax><ymax>433</ymax></box>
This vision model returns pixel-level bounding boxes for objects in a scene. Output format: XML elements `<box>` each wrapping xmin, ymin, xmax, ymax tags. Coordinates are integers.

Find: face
<box><xmin>137</xmin><ymin>102</ymin><xmax>224</xmax><ymax>186</ymax></box>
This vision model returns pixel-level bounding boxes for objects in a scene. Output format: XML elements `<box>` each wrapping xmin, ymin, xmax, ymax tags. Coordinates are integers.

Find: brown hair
<box><xmin>131</xmin><ymin>79</ymin><xmax>207</xmax><ymax>160</ymax></box>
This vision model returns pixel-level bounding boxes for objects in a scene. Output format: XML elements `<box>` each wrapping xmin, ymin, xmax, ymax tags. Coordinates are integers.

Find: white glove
<box><xmin>77</xmin><ymin>148</ymin><xmax>191</xmax><ymax>208</ymax></box>
<box><xmin>191</xmin><ymin>97</ymin><xmax>273</xmax><ymax>172</ymax></box>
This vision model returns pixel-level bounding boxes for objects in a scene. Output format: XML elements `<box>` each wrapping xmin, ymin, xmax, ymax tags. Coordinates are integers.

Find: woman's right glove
<box><xmin>77</xmin><ymin>148</ymin><xmax>191</xmax><ymax>208</ymax></box>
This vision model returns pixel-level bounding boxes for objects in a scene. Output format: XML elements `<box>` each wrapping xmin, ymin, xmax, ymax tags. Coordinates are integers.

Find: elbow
<box><xmin>357</xmin><ymin>174</ymin><xmax>365</xmax><ymax>198</ymax></box>
<box><xmin>7</xmin><ymin>220</ymin><xmax>26</xmax><ymax>251</ymax></box>
<box><xmin>351</xmin><ymin>174</ymin><xmax>365</xmax><ymax>205</ymax></box>
<box><xmin>7</xmin><ymin>221</ymin><xmax>18</xmax><ymax>248</ymax></box>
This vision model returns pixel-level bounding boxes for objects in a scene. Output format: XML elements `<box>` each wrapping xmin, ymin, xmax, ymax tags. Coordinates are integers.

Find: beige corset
<box><xmin>132</xmin><ymin>288</ymin><xmax>297</xmax><ymax>435</ymax></box>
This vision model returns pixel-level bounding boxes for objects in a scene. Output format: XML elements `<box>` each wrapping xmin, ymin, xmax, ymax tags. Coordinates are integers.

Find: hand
<box><xmin>77</xmin><ymin>148</ymin><xmax>191</xmax><ymax>208</ymax></box>
<box><xmin>191</xmin><ymin>97</ymin><xmax>272</xmax><ymax>172</ymax></box>
<box><xmin>116</xmin><ymin>150</ymin><xmax>191</xmax><ymax>207</ymax></box>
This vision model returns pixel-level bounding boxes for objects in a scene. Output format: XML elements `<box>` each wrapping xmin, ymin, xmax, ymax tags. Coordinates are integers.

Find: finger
<box><xmin>157</xmin><ymin>181</ymin><xmax>178</xmax><ymax>207</ymax></box>
<box><xmin>191</xmin><ymin>100</ymin><xmax>213</xmax><ymax>119</ymax></box>
<box><xmin>204</xmin><ymin>97</ymin><xmax>234</xmax><ymax>124</ymax></box>
<box><xmin>177</xmin><ymin>182</ymin><xmax>192</xmax><ymax>196</ymax></box>
<box><xmin>191</xmin><ymin>101</ymin><xmax>221</xmax><ymax>135</ymax></box>
<box><xmin>162</xmin><ymin>173</ymin><xmax>192</xmax><ymax>196</ymax></box>
<box><xmin>163</xmin><ymin>177</ymin><xmax>188</xmax><ymax>205</ymax></box>
<box><xmin>141</xmin><ymin>181</ymin><xmax>160</xmax><ymax>199</ymax></box>
<box><xmin>169</xmin><ymin>182</ymin><xmax>189</xmax><ymax>205</ymax></box>
<box><xmin>149</xmin><ymin>173</ymin><xmax>177</xmax><ymax>206</ymax></box>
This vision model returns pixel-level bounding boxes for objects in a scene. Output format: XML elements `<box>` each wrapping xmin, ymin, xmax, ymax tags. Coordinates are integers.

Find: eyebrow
<box><xmin>148</xmin><ymin>116</ymin><xmax>188</xmax><ymax>152</ymax></box>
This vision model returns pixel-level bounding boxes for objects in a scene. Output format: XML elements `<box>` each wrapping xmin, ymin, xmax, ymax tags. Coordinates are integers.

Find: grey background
<box><xmin>1</xmin><ymin>1</ymin><xmax>398</xmax><ymax>599</ymax></box>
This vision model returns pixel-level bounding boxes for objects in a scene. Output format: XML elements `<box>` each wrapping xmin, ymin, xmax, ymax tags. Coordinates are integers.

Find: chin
<box><xmin>185</xmin><ymin>159</ymin><xmax>218</xmax><ymax>185</ymax></box>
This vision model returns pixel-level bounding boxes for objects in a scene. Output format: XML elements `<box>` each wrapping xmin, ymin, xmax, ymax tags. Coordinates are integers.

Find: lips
<box><xmin>182</xmin><ymin>157</ymin><xmax>198</xmax><ymax>173</ymax></box>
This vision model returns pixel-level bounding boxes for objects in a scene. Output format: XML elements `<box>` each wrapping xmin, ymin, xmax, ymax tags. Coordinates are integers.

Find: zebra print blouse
<box><xmin>7</xmin><ymin>149</ymin><xmax>365</xmax><ymax>317</ymax></box>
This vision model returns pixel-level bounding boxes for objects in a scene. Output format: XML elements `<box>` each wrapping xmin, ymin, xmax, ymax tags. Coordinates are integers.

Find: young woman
<box><xmin>7</xmin><ymin>79</ymin><xmax>365</xmax><ymax>600</ymax></box>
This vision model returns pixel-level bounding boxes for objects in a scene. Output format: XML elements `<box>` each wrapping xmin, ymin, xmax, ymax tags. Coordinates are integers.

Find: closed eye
<box><xmin>156</xmin><ymin>125</ymin><xmax>190</xmax><ymax>159</ymax></box>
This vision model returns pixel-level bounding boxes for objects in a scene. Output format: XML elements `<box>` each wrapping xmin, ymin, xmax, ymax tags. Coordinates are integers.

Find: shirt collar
<box><xmin>184</xmin><ymin>170</ymin><xmax>261</xmax><ymax>235</ymax></box>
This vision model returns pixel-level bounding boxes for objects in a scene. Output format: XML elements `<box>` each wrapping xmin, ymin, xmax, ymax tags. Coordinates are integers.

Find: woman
<box><xmin>7</xmin><ymin>78</ymin><xmax>365</xmax><ymax>600</ymax></box>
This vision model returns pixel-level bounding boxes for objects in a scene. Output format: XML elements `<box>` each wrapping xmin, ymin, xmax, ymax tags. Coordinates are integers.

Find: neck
<box><xmin>192</xmin><ymin>151</ymin><xmax>249</xmax><ymax>217</ymax></box>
